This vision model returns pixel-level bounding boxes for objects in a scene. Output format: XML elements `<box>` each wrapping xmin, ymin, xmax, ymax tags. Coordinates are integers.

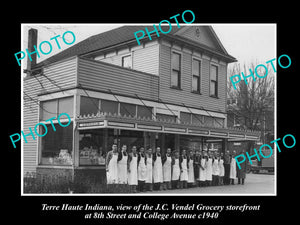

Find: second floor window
<box><xmin>171</xmin><ymin>52</ymin><xmax>181</xmax><ymax>88</ymax></box>
<box><xmin>192</xmin><ymin>59</ymin><xmax>201</xmax><ymax>93</ymax></box>
<box><xmin>210</xmin><ymin>65</ymin><xmax>218</xmax><ymax>97</ymax></box>
<box><xmin>122</xmin><ymin>55</ymin><xmax>132</xmax><ymax>69</ymax></box>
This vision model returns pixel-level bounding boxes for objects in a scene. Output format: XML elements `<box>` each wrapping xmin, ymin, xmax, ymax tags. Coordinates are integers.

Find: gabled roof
<box><xmin>35</xmin><ymin>25</ymin><xmax>235</xmax><ymax>68</ymax></box>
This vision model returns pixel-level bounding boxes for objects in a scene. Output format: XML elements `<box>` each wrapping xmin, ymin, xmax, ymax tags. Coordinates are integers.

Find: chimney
<box><xmin>27</xmin><ymin>28</ymin><xmax>38</xmax><ymax>71</ymax></box>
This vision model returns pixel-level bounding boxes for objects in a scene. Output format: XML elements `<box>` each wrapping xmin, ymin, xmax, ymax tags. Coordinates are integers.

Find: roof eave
<box><xmin>162</xmin><ymin>34</ymin><xmax>237</xmax><ymax>63</ymax></box>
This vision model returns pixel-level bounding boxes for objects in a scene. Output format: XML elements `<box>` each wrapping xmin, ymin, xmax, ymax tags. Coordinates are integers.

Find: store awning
<box><xmin>76</xmin><ymin>113</ymin><xmax>260</xmax><ymax>141</ymax></box>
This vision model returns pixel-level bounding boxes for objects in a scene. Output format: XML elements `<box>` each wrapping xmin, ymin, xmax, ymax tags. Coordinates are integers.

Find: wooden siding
<box><xmin>159</xmin><ymin>43</ymin><xmax>227</xmax><ymax>113</ymax></box>
<box><xmin>23</xmin><ymin>57</ymin><xmax>77</xmax><ymax>174</ymax></box>
<box><xmin>95</xmin><ymin>42</ymin><xmax>160</xmax><ymax>75</ymax></box>
<box><xmin>133</xmin><ymin>44</ymin><xmax>159</xmax><ymax>75</ymax></box>
<box><xmin>77</xmin><ymin>58</ymin><xmax>159</xmax><ymax>101</ymax></box>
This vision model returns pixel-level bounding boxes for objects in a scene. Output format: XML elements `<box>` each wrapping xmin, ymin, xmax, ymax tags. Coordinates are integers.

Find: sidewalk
<box><xmin>146</xmin><ymin>173</ymin><xmax>275</xmax><ymax>195</ymax></box>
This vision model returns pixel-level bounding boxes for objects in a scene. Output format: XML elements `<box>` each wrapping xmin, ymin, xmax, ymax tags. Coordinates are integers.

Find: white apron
<box><xmin>188</xmin><ymin>158</ymin><xmax>195</xmax><ymax>183</ymax></box>
<box><xmin>138</xmin><ymin>154</ymin><xmax>147</xmax><ymax>181</ymax></box>
<box><xmin>230</xmin><ymin>157</ymin><xmax>237</xmax><ymax>179</ymax></box>
<box><xmin>145</xmin><ymin>156</ymin><xmax>153</xmax><ymax>183</ymax></box>
<box><xmin>106</xmin><ymin>153</ymin><xmax>118</xmax><ymax>184</ymax></box>
<box><xmin>153</xmin><ymin>154</ymin><xmax>163</xmax><ymax>183</ymax></box>
<box><xmin>118</xmin><ymin>153</ymin><xmax>128</xmax><ymax>184</ymax></box>
<box><xmin>172</xmin><ymin>158</ymin><xmax>180</xmax><ymax>181</ymax></box>
<box><xmin>180</xmin><ymin>157</ymin><xmax>188</xmax><ymax>181</ymax></box>
<box><xmin>219</xmin><ymin>158</ymin><xmax>225</xmax><ymax>177</ymax></box>
<box><xmin>163</xmin><ymin>156</ymin><xmax>172</xmax><ymax>182</ymax></box>
<box><xmin>206</xmin><ymin>157</ymin><xmax>213</xmax><ymax>181</ymax></box>
<box><xmin>128</xmin><ymin>154</ymin><xmax>138</xmax><ymax>185</ymax></box>
<box><xmin>199</xmin><ymin>158</ymin><xmax>207</xmax><ymax>181</ymax></box>
<box><xmin>212</xmin><ymin>158</ymin><xmax>220</xmax><ymax>176</ymax></box>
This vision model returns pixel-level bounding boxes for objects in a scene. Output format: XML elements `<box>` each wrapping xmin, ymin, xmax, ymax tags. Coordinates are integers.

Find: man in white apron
<box><xmin>106</xmin><ymin>144</ymin><xmax>119</xmax><ymax>185</ymax></box>
<box><xmin>187</xmin><ymin>150</ymin><xmax>195</xmax><ymax>187</ymax></box>
<box><xmin>199</xmin><ymin>151</ymin><xmax>207</xmax><ymax>186</ymax></box>
<box><xmin>179</xmin><ymin>149</ymin><xmax>188</xmax><ymax>189</ymax></box>
<box><xmin>212</xmin><ymin>151</ymin><xmax>220</xmax><ymax>186</ymax></box>
<box><xmin>153</xmin><ymin>147</ymin><xmax>163</xmax><ymax>191</ymax></box>
<box><xmin>206</xmin><ymin>151</ymin><xmax>213</xmax><ymax>186</ymax></box>
<box><xmin>145</xmin><ymin>148</ymin><xmax>153</xmax><ymax>191</ymax></box>
<box><xmin>230</xmin><ymin>150</ymin><xmax>237</xmax><ymax>185</ymax></box>
<box><xmin>128</xmin><ymin>146</ymin><xmax>138</xmax><ymax>192</ymax></box>
<box><xmin>137</xmin><ymin>147</ymin><xmax>147</xmax><ymax>192</ymax></box>
<box><xmin>218</xmin><ymin>152</ymin><xmax>225</xmax><ymax>185</ymax></box>
<box><xmin>162</xmin><ymin>148</ymin><xmax>172</xmax><ymax>190</ymax></box>
<box><xmin>171</xmin><ymin>150</ymin><xmax>180</xmax><ymax>189</ymax></box>
<box><xmin>117</xmin><ymin>145</ymin><xmax>128</xmax><ymax>184</ymax></box>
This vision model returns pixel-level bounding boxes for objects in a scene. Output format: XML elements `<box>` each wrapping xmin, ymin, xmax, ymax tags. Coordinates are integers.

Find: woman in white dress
<box><xmin>218</xmin><ymin>152</ymin><xmax>225</xmax><ymax>185</ymax></box>
<box><xmin>187</xmin><ymin>150</ymin><xmax>195</xmax><ymax>187</ymax></box>
<box><xmin>145</xmin><ymin>148</ymin><xmax>153</xmax><ymax>191</ymax></box>
<box><xmin>128</xmin><ymin>146</ymin><xmax>138</xmax><ymax>192</ymax></box>
<box><xmin>162</xmin><ymin>148</ymin><xmax>172</xmax><ymax>190</ymax></box>
<box><xmin>199</xmin><ymin>151</ymin><xmax>207</xmax><ymax>186</ymax></box>
<box><xmin>230</xmin><ymin>150</ymin><xmax>237</xmax><ymax>185</ymax></box>
<box><xmin>206</xmin><ymin>151</ymin><xmax>213</xmax><ymax>186</ymax></box>
<box><xmin>171</xmin><ymin>150</ymin><xmax>180</xmax><ymax>189</ymax></box>
<box><xmin>180</xmin><ymin>149</ymin><xmax>188</xmax><ymax>189</ymax></box>
<box><xmin>117</xmin><ymin>145</ymin><xmax>128</xmax><ymax>184</ymax></box>
<box><xmin>137</xmin><ymin>147</ymin><xmax>147</xmax><ymax>192</ymax></box>
<box><xmin>153</xmin><ymin>147</ymin><xmax>163</xmax><ymax>190</ymax></box>
<box><xmin>106</xmin><ymin>144</ymin><xmax>119</xmax><ymax>185</ymax></box>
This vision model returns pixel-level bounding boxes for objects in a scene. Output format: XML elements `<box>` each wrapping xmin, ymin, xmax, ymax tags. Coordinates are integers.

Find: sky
<box><xmin>21</xmin><ymin>24</ymin><xmax>276</xmax><ymax>72</ymax></box>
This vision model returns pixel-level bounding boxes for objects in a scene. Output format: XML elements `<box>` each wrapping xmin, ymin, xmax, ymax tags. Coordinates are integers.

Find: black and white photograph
<box><xmin>4</xmin><ymin>6</ymin><xmax>299</xmax><ymax>225</ymax></box>
<box><xmin>20</xmin><ymin>23</ymin><xmax>276</xmax><ymax>195</ymax></box>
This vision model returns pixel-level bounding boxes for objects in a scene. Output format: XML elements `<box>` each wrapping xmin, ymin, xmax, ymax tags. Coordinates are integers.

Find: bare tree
<box><xmin>227</xmin><ymin>61</ymin><xmax>275</xmax><ymax>135</ymax></box>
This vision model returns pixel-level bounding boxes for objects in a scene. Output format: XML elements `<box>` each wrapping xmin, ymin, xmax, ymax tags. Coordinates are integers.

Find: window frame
<box><xmin>39</xmin><ymin>120</ymin><xmax>74</xmax><ymax>166</ymax></box>
<box><xmin>170</xmin><ymin>51</ymin><xmax>182</xmax><ymax>89</ymax></box>
<box><xmin>121</xmin><ymin>54</ymin><xmax>132</xmax><ymax>69</ymax></box>
<box><xmin>40</xmin><ymin>97</ymin><xmax>74</xmax><ymax>120</ymax></box>
<box><xmin>209</xmin><ymin>63</ymin><xmax>219</xmax><ymax>98</ymax></box>
<box><xmin>191</xmin><ymin>57</ymin><xmax>202</xmax><ymax>94</ymax></box>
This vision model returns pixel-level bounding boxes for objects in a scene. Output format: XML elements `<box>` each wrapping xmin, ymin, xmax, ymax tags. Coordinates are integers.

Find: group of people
<box><xmin>106</xmin><ymin>144</ymin><xmax>246</xmax><ymax>193</ymax></box>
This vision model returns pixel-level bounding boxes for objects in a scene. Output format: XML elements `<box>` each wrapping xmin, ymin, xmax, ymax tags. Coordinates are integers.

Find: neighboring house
<box><xmin>23</xmin><ymin>25</ymin><xmax>260</xmax><ymax>179</ymax></box>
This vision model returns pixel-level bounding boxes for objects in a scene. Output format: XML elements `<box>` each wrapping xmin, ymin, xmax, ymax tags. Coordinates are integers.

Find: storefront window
<box><xmin>80</xmin><ymin>96</ymin><xmax>100</xmax><ymax>116</ymax></box>
<box><xmin>192</xmin><ymin>114</ymin><xmax>204</xmax><ymax>126</ymax></box>
<box><xmin>180</xmin><ymin>135</ymin><xmax>203</xmax><ymax>152</ymax></box>
<box><xmin>101</xmin><ymin>99</ymin><xmax>118</xmax><ymax>115</ymax></box>
<box><xmin>41</xmin><ymin>99</ymin><xmax>57</xmax><ymax>120</ymax></box>
<box><xmin>79</xmin><ymin>129</ymin><xmax>105</xmax><ymax>166</ymax></box>
<box><xmin>41</xmin><ymin>122</ymin><xmax>73</xmax><ymax>165</ymax></box>
<box><xmin>156</xmin><ymin>113</ymin><xmax>177</xmax><ymax>123</ymax></box>
<box><xmin>214</xmin><ymin>117</ymin><xmax>225</xmax><ymax>128</ymax></box>
<box><xmin>205</xmin><ymin>141</ymin><xmax>222</xmax><ymax>152</ymax></box>
<box><xmin>120</xmin><ymin>102</ymin><xmax>136</xmax><ymax>117</ymax></box>
<box><xmin>41</xmin><ymin>97</ymin><xmax>73</xmax><ymax>120</ymax></box>
<box><xmin>203</xmin><ymin>116</ymin><xmax>214</xmax><ymax>127</ymax></box>
<box><xmin>180</xmin><ymin>112</ymin><xmax>191</xmax><ymax>124</ymax></box>
<box><xmin>107</xmin><ymin>129</ymin><xmax>144</xmax><ymax>150</ymax></box>
<box><xmin>137</xmin><ymin>105</ymin><xmax>152</xmax><ymax>119</ymax></box>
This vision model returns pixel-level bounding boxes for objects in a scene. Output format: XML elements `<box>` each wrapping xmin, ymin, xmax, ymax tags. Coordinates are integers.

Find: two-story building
<box><xmin>23</xmin><ymin>25</ymin><xmax>260</xmax><ymax>180</ymax></box>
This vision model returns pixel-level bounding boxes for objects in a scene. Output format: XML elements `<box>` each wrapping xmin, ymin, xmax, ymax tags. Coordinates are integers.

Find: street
<box><xmin>148</xmin><ymin>173</ymin><xmax>275</xmax><ymax>195</ymax></box>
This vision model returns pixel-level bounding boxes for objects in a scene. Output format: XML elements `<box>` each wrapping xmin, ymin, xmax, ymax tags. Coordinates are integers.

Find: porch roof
<box><xmin>76</xmin><ymin>112</ymin><xmax>260</xmax><ymax>141</ymax></box>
